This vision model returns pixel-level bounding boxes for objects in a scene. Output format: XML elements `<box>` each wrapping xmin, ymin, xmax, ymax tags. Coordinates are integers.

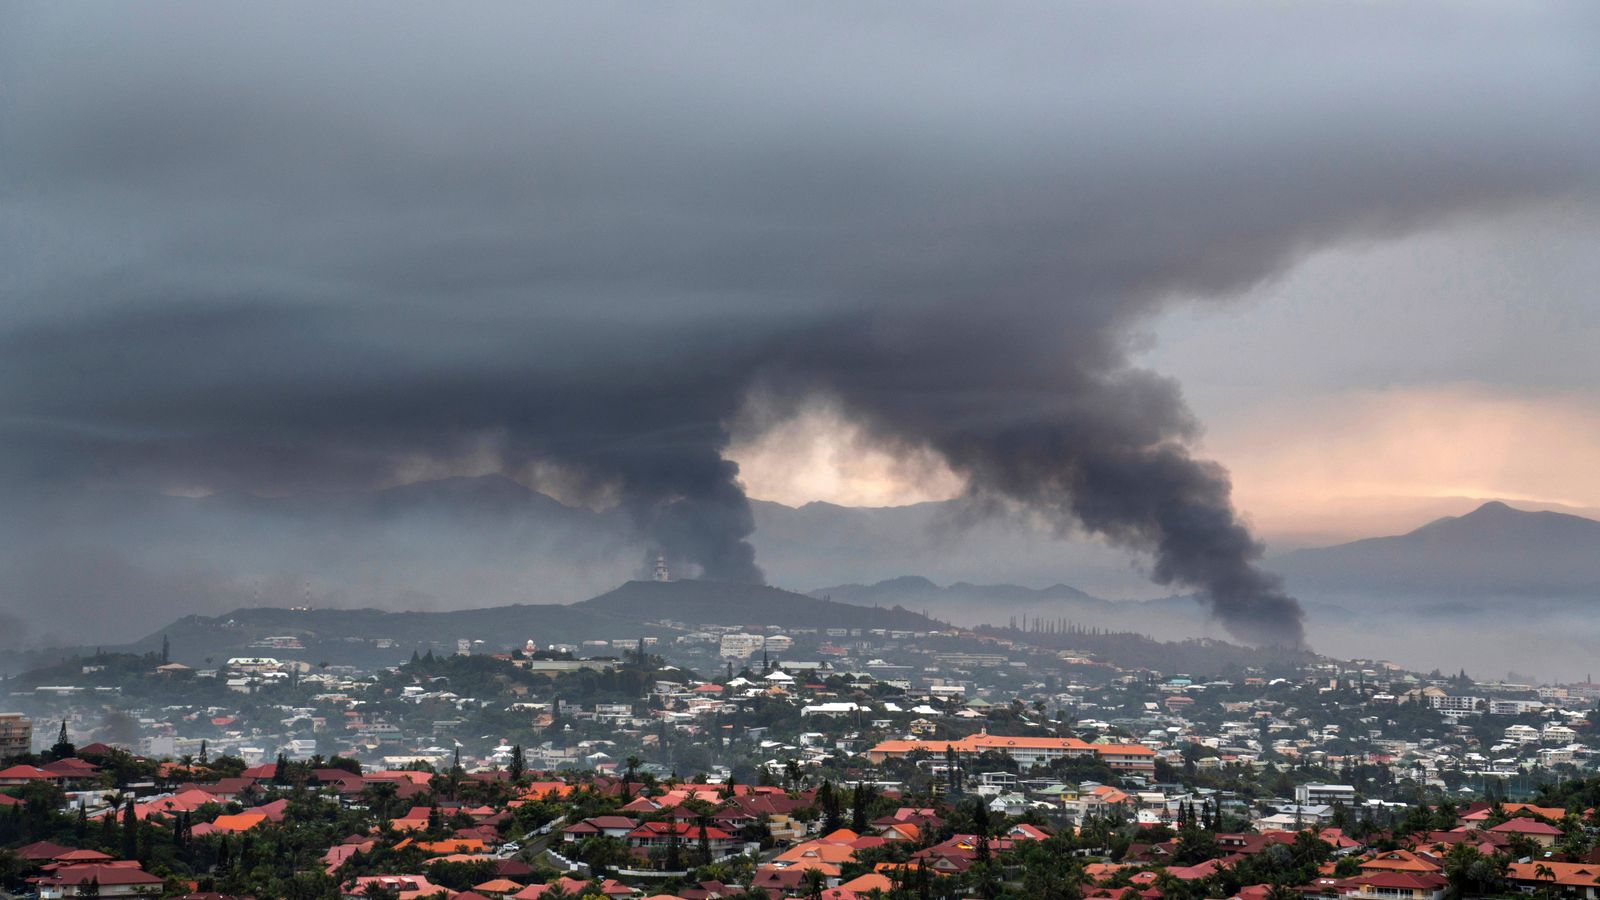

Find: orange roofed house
<box><xmin>1333</xmin><ymin>871</ymin><xmax>1447</xmax><ymax>900</ymax></box>
<box><xmin>1359</xmin><ymin>851</ymin><xmax>1442</xmax><ymax>876</ymax></box>
<box><xmin>1508</xmin><ymin>861</ymin><xmax>1600</xmax><ymax>899</ymax></box>
<box><xmin>866</xmin><ymin>730</ymin><xmax>1155</xmax><ymax>773</ymax></box>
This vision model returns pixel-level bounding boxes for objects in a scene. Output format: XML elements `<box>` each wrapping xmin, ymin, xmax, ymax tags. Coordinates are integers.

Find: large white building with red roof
<box><xmin>866</xmin><ymin>730</ymin><xmax>1156</xmax><ymax>772</ymax></box>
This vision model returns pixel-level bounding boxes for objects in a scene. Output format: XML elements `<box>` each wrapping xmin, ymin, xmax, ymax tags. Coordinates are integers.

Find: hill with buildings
<box><xmin>6</xmin><ymin>579</ymin><xmax>943</xmax><ymax>672</ymax></box>
<box><xmin>75</xmin><ymin>602</ymin><xmax>673</xmax><ymax>670</ymax></box>
<box><xmin>574</xmin><ymin>579</ymin><xmax>943</xmax><ymax>631</ymax></box>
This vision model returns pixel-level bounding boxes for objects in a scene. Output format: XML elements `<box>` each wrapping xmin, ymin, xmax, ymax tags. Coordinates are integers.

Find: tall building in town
<box><xmin>719</xmin><ymin>633</ymin><xmax>765</xmax><ymax>660</ymax></box>
<box><xmin>0</xmin><ymin>713</ymin><xmax>32</xmax><ymax>759</ymax></box>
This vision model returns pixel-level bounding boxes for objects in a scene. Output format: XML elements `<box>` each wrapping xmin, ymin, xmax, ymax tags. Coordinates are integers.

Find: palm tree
<box><xmin>803</xmin><ymin>868</ymin><xmax>826</xmax><ymax>900</ymax></box>
<box><xmin>623</xmin><ymin>755</ymin><xmax>641</xmax><ymax>801</ymax></box>
<box><xmin>360</xmin><ymin>781</ymin><xmax>400</xmax><ymax>820</ymax></box>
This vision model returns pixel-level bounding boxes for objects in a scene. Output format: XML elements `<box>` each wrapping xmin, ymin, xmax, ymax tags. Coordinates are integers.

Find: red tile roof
<box><xmin>36</xmin><ymin>863</ymin><xmax>165</xmax><ymax>888</ymax></box>
<box><xmin>1490</xmin><ymin>818</ymin><xmax>1563</xmax><ymax>835</ymax></box>
<box><xmin>15</xmin><ymin>840</ymin><xmax>76</xmax><ymax>861</ymax></box>
<box><xmin>1336</xmin><ymin>872</ymin><xmax>1447</xmax><ymax>890</ymax></box>
<box><xmin>0</xmin><ymin>764</ymin><xmax>53</xmax><ymax>781</ymax></box>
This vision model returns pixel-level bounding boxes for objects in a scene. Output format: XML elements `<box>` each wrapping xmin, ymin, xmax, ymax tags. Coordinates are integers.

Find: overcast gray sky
<box><xmin>1138</xmin><ymin>202</ymin><xmax>1600</xmax><ymax>541</ymax></box>
<box><xmin>3</xmin><ymin>2</ymin><xmax>1598</xmax><ymax>644</ymax></box>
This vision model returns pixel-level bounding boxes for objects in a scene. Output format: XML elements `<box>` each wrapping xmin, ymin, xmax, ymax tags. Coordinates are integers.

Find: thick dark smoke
<box><xmin>2</xmin><ymin>3</ymin><xmax>1597</xmax><ymax>645</ymax></box>
<box><xmin>744</xmin><ymin>318</ymin><xmax>1315</xmax><ymax>643</ymax></box>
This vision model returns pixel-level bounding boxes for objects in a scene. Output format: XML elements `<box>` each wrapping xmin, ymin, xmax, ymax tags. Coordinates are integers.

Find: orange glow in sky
<box><xmin>729</xmin><ymin>384</ymin><xmax>1600</xmax><ymax>545</ymax></box>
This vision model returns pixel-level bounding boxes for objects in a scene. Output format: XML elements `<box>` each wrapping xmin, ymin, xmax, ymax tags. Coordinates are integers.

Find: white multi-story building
<box><xmin>1489</xmin><ymin>698</ymin><xmax>1543</xmax><ymax>716</ymax></box>
<box><xmin>1539</xmin><ymin>747</ymin><xmax>1576</xmax><ymax>766</ymax></box>
<box><xmin>1256</xmin><ymin>805</ymin><xmax>1334</xmax><ymax>832</ymax></box>
<box><xmin>1428</xmin><ymin>695</ymin><xmax>1484</xmax><ymax>715</ymax></box>
<box><xmin>719</xmin><ymin>633</ymin><xmax>765</xmax><ymax>659</ymax></box>
<box><xmin>1295</xmin><ymin>783</ymin><xmax>1357</xmax><ymax>807</ymax></box>
<box><xmin>1504</xmin><ymin>724</ymin><xmax>1541</xmax><ymax>744</ymax></box>
<box><xmin>801</xmin><ymin>702</ymin><xmax>863</xmax><ymax>718</ymax></box>
<box><xmin>1543</xmin><ymin>724</ymin><xmax>1578</xmax><ymax>744</ymax></box>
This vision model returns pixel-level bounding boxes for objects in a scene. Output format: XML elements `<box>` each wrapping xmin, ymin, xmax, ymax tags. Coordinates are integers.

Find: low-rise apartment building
<box><xmin>0</xmin><ymin>713</ymin><xmax>32</xmax><ymax>758</ymax></box>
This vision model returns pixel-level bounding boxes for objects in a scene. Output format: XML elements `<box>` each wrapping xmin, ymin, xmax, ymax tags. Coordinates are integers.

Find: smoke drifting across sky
<box><xmin>2</xmin><ymin>3</ymin><xmax>1598</xmax><ymax>646</ymax></box>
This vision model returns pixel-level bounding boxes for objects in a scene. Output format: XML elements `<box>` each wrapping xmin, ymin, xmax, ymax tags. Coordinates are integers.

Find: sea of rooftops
<box><xmin>4</xmin><ymin>619</ymin><xmax>1600</xmax><ymax>899</ymax></box>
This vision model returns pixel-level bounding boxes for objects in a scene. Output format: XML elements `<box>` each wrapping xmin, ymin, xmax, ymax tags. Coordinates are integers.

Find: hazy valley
<box><xmin>7</xmin><ymin>477</ymin><xmax>1600</xmax><ymax>678</ymax></box>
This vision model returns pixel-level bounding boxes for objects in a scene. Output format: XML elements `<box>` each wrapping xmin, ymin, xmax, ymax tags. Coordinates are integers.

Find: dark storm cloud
<box><xmin>2</xmin><ymin>2</ymin><xmax>1597</xmax><ymax>644</ymax></box>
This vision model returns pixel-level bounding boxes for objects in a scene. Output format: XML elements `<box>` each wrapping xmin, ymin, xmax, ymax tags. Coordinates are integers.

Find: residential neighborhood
<box><xmin>6</xmin><ymin>608</ymin><xmax>1600</xmax><ymax>900</ymax></box>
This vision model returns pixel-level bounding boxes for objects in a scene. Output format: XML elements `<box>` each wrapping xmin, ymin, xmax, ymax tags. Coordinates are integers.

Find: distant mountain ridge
<box><xmin>835</xmin><ymin>574</ymin><xmax>1103</xmax><ymax>602</ymax></box>
<box><xmin>809</xmin><ymin>575</ymin><xmax>1209</xmax><ymax>638</ymax></box>
<box><xmin>0</xmin><ymin>474</ymin><xmax>1161</xmax><ymax>650</ymax></box>
<box><xmin>813</xmin><ymin>575</ymin><xmax>1104</xmax><ymax>613</ymax></box>
<box><xmin>9</xmin><ymin>475</ymin><xmax>1599</xmax><ymax>655</ymax></box>
<box><xmin>576</xmin><ymin>579</ymin><xmax>941</xmax><ymax>630</ymax></box>
<box><xmin>1268</xmin><ymin>501</ymin><xmax>1600</xmax><ymax>598</ymax></box>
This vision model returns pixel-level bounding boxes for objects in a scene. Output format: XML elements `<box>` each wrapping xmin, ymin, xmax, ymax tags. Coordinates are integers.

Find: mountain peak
<box><xmin>1271</xmin><ymin>496</ymin><xmax>1600</xmax><ymax>598</ymax></box>
<box><xmin>876</xmin><ymin>575</ymin><xmax>940</xmax><ymax>589</ymax></box>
